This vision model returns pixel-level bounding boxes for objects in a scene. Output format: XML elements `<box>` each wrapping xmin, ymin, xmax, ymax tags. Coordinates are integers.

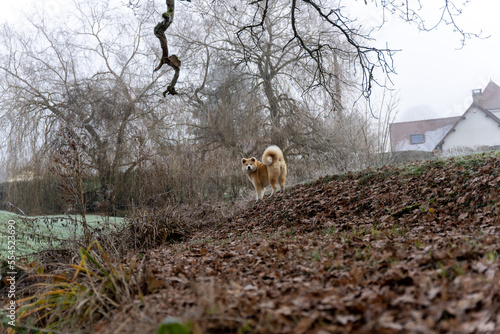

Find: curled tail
<box><xmin>262</xmin><ymin>145</ymin><xmax>284</xmax><ymax>166</ymax></box>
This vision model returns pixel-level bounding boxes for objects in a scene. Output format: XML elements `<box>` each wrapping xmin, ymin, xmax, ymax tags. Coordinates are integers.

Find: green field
<box><xmin>0</xmin><ymin>211</ymin><xmax>125</xmax><ymax>260</ymax></box>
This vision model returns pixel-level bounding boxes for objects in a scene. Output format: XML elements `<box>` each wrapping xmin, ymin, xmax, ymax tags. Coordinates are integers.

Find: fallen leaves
<box><xmin>95</xmin><ymin>154</ymin><xmax>500</xmax><ymax>333</ymax></box>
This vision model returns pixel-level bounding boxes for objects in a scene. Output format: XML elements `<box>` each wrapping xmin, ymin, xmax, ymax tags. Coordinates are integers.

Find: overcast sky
<box><xmin>1</xmin><ymin>0</ymin><xmax>499</xmax><ymax>122</ymax></box>
<box><xmin>350</xmin><ymin>0</ymin><xmax>500</xmax><ymax>122</ymax></box>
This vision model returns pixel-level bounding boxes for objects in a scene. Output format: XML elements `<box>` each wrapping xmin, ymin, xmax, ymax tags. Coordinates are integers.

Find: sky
<box><xmin>1</xmin><ymin>0</ymin><xmax>499</xmax><ymax>122</ymax></box>
<box><xmin>349</xmin><ymin>0</ymin><xmax>500</xmax><ymax>122</ymax></box>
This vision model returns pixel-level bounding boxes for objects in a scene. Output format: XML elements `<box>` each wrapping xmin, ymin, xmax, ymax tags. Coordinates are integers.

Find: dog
<box><xmin>241</xmin><ymin>145</ymin><xmax>287</xmax><ymax>201</ymax></box>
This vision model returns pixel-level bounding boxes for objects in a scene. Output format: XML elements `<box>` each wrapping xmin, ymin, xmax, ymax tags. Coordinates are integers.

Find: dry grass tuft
<box><xmin>13</xmin><ymin>241</ymin><xmax>136</xmax><ymax>332</ymax></box>
<box><xmin>122</xmin><ymin>207</ymin><xmax>192</xmax><ymax>250</ymax></box>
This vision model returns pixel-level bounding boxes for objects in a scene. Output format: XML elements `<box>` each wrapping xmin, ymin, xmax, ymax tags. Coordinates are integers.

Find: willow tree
<box><xmin>0</xmin><ymin>0</ymin><xmax>176</xmax><ymax>211</ymax></box>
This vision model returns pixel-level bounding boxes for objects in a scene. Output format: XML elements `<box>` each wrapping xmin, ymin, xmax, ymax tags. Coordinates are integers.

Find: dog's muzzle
<box><xmin>246</xmin><ymin>165</ymin><xmax>252</xmax><ymax>171</ymax></box>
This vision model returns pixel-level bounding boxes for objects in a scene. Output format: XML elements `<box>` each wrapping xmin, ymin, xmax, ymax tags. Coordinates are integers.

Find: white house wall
<box><xmin>441</xmin><ymin>106</ymin><xmax>500</xmax><ymax>150</ymax></box>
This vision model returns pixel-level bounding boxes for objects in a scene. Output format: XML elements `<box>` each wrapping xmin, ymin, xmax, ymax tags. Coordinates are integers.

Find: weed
<box><xmin>388</xmin><ymin>224</ymin><xmax>407</xmax><ymax>237</ymax></box>
<box><xmin>311</xmin><ymin>249</ymin><xmax>321</xmax><ymax>262</ymax></box>
<box><xmin>369</xmin><ymin>223</ymin><xmax>383</xmax><ymax>240</ymax></box>
<box><xmin>403</xmin><ymin>164</ymin><xmax>428</xmax><ymax>177</ymax></box>
<box><xmin>356</xmin><ymin>248</ymin><xmax>365</xmax><ymax>261</ymax></box>
<box><xmin>318</xmin><ymin>175</ymin><xmax>334</xmax><ymax>183</ymax></box>
<box><xmin>326</xmin><ymin>250</ymin><xmax>335</xmax><ymax>258</ymax></box>
<box><xmin>438</xmin><ymin>262</ymin><xmax>449</xmax><ymax>279</ymax></box>
<box><xmin>157</xmin><ymin>317</ymin><xmax>191</xmax><ymax>334</ymax></box>
<box><xmin>453</xmin><ymin>262</ymin><xmax>466</xmax><ymax>276</ymax></box>
<box><xmin>358</xmin><ymin>169</ymin><xmax>379</xmax><ymax>186</ymax></box>
<box><xmin>485</xmin><ymin>250</ymin><xmax>499</xmax><ymax>262</ymax></box>
<box><xmin>323</xmin><ymin>227</ymin><xmax>337</xmax><ymax>236</ymax></box>
<box><xmin>341</xmin><ymin>231</ymin><xmax>351</xmax><ymax>244</ymax></box>
<box><xmin>327</xmin><ymin>263</ymin><xmax>340</xmax><ymax>273</ymax></box>
<box><xmin>237</xmin><ymin>320</ymin><xmax>254</xmax><ymax>334</ymax></box>
<box><xmin>16</xmin><ymin>241</ymin><xmax>136</xmax><ymax>332</ymax></box>
<box><xmin>470</xmin><ymin>239</ymin><xmax>478</xmax><ymax>251</ymax></box>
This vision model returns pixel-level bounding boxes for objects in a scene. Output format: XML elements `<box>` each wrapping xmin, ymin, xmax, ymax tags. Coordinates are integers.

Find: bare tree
<box><xmin>139</xmin><ymin>0</ymin><xmax>481</xmax><ymax>100</ymax></box>
<box><xmin>237</xmin><ymin>0</ymin><xmax>482</xmax><ymax>101</ymax></box>
<box><xmin>0</xmin><ymin>0</ymin><xmax>176</xmax><ymax>210</ymax></box>
<box><xmin>169</xmin><ymin>0</ymin><xmax>357</xmax><ymax>151</ymax></box>
<box><xmin>188</xmin><ymin>65</ymin><xmax>266</xmax><ymax>155</ymax></box>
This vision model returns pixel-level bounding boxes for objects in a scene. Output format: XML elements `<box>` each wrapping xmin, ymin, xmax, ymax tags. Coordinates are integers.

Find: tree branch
<box><xmin>154</xmin><ymin>0</ymin><xmax>182</xmax><ymax>96</ymax></box>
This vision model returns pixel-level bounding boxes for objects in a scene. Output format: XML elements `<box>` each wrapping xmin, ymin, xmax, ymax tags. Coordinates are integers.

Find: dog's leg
<box><xmin>269</xmin><ymin>184</ymin><xmax>277</xmax><ymax>196</ymax></box>
<box><xmin>278</xmin><ymin>164</ymin><xmax>287</xmax><ymax>192</ymax></box>
<box><xmin>257</xmin><ymin>186</ymin><xmax>265</xmax><ymax>201</ymax></box>
<box><xmin>279</xmin><ymin>173</ymin><xmax>286</xmax><ymax>191</ymax></box>
<box><xmin>269</xmin><ymin>174</ymin><xmax>278</xmax><ymax>196</ymax></box>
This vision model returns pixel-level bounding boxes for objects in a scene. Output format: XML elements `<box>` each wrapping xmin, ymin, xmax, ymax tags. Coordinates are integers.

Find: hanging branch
<box><xmin>154</xmin><ymin>0</ymin><xmax>182</xmax><ymax>96</ymax></box>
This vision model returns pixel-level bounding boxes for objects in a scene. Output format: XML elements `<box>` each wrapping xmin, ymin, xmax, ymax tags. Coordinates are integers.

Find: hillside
<box><xmin>15</xmin><ymin>153</ymin><xmax>500</xmax><ymax>333</ymax></box>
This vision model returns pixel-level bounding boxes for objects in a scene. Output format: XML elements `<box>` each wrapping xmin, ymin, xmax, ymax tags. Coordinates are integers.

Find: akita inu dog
<box><xmin>241</xmin><ymin>145</ymin><xmax>287</xmax><ymax>201</ymax></box>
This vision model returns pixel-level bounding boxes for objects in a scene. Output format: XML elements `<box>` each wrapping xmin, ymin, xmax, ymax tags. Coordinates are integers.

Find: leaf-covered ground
<box><xmin>96</xmin><ymin>154</ymin><xmax>500</xmax><ymax>334</ymax></box>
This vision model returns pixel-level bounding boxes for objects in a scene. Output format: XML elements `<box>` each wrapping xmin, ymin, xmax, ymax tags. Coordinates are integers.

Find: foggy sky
<box><xmin>2</xmin><ymin>0</ymin><xmax>500</xmax><ymax>122</ymax></box>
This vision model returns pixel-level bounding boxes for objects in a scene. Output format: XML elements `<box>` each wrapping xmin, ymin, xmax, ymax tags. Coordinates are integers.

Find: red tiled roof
<box><xmin>476</xmin><ymin>81</ymin><xmax>500</xmax><ymax>110</ymax></box>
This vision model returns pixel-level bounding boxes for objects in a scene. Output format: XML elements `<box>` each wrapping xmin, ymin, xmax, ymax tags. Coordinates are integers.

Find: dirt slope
<box><xmin>97</xmin><ymin>153</ymin><xmax>500</xmax><ymax>334</ymax></box>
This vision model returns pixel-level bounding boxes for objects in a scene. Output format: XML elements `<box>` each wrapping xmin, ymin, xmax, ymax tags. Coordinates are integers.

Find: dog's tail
<box><xmin>262</xmin><ymin>145</ymin><xmax>284</xmax><ymax>166</ymax></box>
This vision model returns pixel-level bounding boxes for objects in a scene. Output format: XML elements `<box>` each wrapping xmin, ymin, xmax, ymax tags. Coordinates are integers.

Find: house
<box><xmin>435</xmin><ymin>81</ymin><xmax>500</xmax><ymax>153</ymax></box>
<box><xmin>390</xmin><ymin>116</ymin><xmax>461</xmax><ymax>152</ymax></box>
<box><xmin>390</xmin><ymin>81</ymin><xmax>500</xmax><ymax>155</ymax></box>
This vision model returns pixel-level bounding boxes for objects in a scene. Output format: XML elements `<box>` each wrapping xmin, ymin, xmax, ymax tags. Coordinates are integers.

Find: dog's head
<box><xmin>241</xmin><ymin>157</ymin><xmax>258</xmax><ymax>173</ymax></box>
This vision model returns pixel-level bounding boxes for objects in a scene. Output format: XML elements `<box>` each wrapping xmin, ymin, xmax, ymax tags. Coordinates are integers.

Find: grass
<box><xmin>485</xmin><ymin>250</ymin><xmax>499</xmax><ymax>262</ymax></box>
<box><xmin>12</xmin><ymin>241</ymin><xmax>136</xmax><ymax>332</ymax></box>
<box><xmin>0</xmin><ymin>211</ymin><xmax>125</xmax><ymax>259</ymax></box>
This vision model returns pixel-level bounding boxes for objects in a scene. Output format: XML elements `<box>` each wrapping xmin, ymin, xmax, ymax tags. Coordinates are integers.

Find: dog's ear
<box><xmin>251</xmin><ymin>157</ymin><xmax>256</xmax><ymax>162</ymax></box>
<box><xmin>241</xmin><ymin>158</ymin><xmax>247</xmax><ymax>164</ymax></box>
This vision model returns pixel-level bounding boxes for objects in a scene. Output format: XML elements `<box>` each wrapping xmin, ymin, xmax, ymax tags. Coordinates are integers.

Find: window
<box><xmin>410</xmin><ymin>134</ymin><xmax>425</xmax><ymax>144</ymax></box>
